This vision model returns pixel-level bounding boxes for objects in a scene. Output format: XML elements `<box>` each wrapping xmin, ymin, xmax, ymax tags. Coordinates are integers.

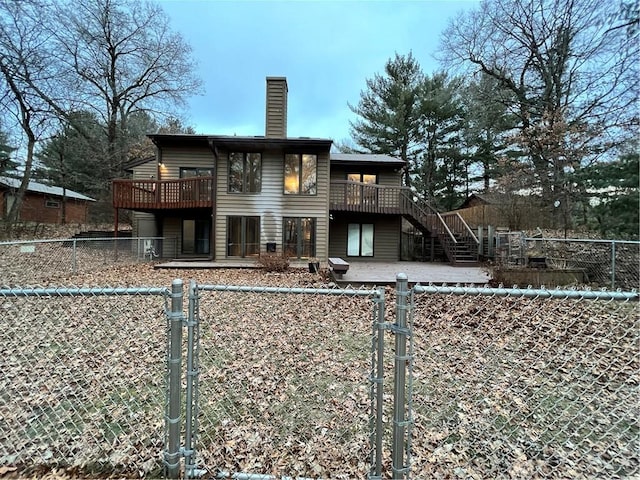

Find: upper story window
<box><xmin>284</xmin><ymin>154</ymin><xmax>316</xmax><ymax>195</ymax></box>
<box><xmin>347</xmin><ymin>173</ymin><xmax>378</xmax><ymax>206</ymax></box>
<box><xmin>180</xmin><ymin>167</ymin><xmax>213</xmax><ymax>178</ymax></box>
<box><xmin>229</xmin><ymin>152</ymin><xmax>262</xmax><ymax>193</ymax></box>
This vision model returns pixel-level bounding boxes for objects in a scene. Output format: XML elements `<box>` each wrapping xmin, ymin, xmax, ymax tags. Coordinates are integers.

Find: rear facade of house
<box><xmin>113</xmin><ymin>77</ymin><xmax>478</xmax><ymax>266</ymax></box>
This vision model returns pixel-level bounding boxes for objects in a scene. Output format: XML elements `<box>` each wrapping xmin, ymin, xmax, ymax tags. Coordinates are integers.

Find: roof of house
<box><xmin>148</xmin><ymin>133</ymin><xmax>333</xmax><ymax>151</ymax></box>
<box><xmin>0</xmin><ymin>176</ymin><xmax>96</xmax><ymax>202</ymax></box>
<box><xmin>330</xmin><ymin>153</ymin><xmax>405</xmax><ymax>166</ymax></box>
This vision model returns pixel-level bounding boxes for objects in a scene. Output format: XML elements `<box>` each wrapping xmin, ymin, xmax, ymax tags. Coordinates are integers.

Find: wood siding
<box><xmin>131</xmin><ymin>159</ymin><xmax>159</xmax><ymax>238</ymax></box>
<box><xmin>158</xmin><ymin>147</ymin><xmax>215</xmax><ymax>179</ymax></box>
<box><xmin>215</xmin><ymin>148</ymin><xmax>329</xmax><ymax>261</ymax></box>
<box><xmin>265</xmin><ymin>78</ymin><xmax>287</xmax><ymax>138</ymax></box>
<box><xmin>163</xmin><ymin>217</ymin><xmax>182</xmax><ymax>258</ymax></box>
<box><xmin>328</xmin><ymin>212</ymin><xmax>400</xmax><ymax>262</ymax></box>
<box><xmin>133</xmin><ymin>159</ymin><xmax>158</xmax><ymax>180</ymax></box>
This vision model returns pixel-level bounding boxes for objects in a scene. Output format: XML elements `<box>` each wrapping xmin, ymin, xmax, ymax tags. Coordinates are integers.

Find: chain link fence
<box><xmin>495</xmin><ymin>233</ymin><xmax>639</xmax><ymax>290</ymax></box>
<box><xmin>185</xmin><ymin>283</ymin><xmax>386</xmax><ymax>479</ymax></box>
<box><xmin>0</xmin><ymin>237</ymin><xmax>176</xmax><ymax>285</ymax></box>
<box><xmin>2</xmin><ymin>274</ymin><xmax>637</xmax><ymax>479</ymax></box>
<box><xmin>0</xmin><ymin>285</ymin><xmax>170</xmax><ymax>478</ymax></box>
<box><xmin>405</xmin><ymin>284</ymin><xmax>639</xmax><ymax>479</ymax></box>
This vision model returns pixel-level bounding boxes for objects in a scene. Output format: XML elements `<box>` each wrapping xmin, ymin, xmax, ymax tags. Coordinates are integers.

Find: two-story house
<box><xmin>113</xmin><ymin>77</ymin><xmax>478</xmax><ymax>266</ymax></box>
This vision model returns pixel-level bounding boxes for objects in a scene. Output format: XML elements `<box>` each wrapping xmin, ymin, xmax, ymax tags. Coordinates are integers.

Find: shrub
<box><xmin>256</xmin><ymin>253</ymin><xmax>290</xmax><ymax>272</ymax></box>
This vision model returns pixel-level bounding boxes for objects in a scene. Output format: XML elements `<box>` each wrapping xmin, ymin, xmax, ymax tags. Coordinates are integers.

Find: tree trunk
<box><xmin>5</xmin><ymin>135</ymin><xmax>35</xmax><ymax>234</ymax></box>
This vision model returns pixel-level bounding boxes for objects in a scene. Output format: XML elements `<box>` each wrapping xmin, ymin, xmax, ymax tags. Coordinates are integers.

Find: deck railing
<box><xmin>330</xmin><ymin>181</ymin><xmax>479</xmax><ymax>263</ymax></box>
<box><xmin>329</xmin><ymin>181</ymin><xmax>406</xmax><ymax>214</ymax></box>
<box><xmin>113</xmin><ymin>177</ymin><xmax>214</xmax><ymax>210</ymax></box>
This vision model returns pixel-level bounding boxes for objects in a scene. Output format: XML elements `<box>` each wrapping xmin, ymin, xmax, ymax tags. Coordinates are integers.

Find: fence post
<box><xmin>184</xmin><ymin>280</ymin><xmax>199</xmax><ymax>478</ymax></box>
<box><xmin>370</xmin><ymin>288</ymin><xmax>385</xmax><ymax>479</ymax></box>
<box><xmin>72</xmin><ymin>238</ymin><xmax>78</xmax><ymax>273</ymax></box>
<box><xmin>611</xmin><ymin>241</ymin><xmax>616</xmax><ymax>289</ymax></box>
<box><xmin>165</xmin><ymin>279</ymin><xmax>184</xmax><ymax>479</ymax></box>
<box><xmin>392</xmin><ymin>273</ymin><xmax>410</xmax><ymax>480</ymax></box>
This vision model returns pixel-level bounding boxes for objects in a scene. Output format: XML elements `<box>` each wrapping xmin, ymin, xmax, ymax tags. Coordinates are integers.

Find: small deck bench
<box><xmin>328</xmin><ymin>257</ymin><xmax>350</xmax><ymax>278</ymax></box>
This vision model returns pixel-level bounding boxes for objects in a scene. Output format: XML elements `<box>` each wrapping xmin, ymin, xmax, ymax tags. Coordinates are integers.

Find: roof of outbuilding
<box><xmin>0</xmin><ymin>176</ymin><xmax>96</xmax><ymax>202</ymax></box>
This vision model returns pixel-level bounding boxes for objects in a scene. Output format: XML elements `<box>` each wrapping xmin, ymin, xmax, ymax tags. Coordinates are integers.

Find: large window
<box><xmin>347</xmin><ymin>223</ymin><xmax>374</xmax><ymax>257</ymax></box>
<box><xmin>180</xmin><ymin>167</ymin><xmax>213</xmax><ymax>201</ymax></box>
<box><xmin>284</xmin><ymin>154</ymin><xmax>317</xmax><ymax>195</ymax></box>
<box><xmin>227</xmin><ymin>216</ymin><xmax>260</xmax><ymax>257</ymax></box>
<box><xmin>283</xmin><ymin>217</ymin><xmax>316</xmax><ymax>258</ymax></box>
<box><xmin>347</xmin><ymin>173</ymin><xmax>377</xmax><ymax>206</ymax></box>
<box><xmin>181</xmin><ymin>167</ymin><xmax>213</xmax><ymax>178</ymax></box>
<box><xmin>229</xmin><ymin>152</ymin><xmax>261</xmax><ymax>193</ymax></box>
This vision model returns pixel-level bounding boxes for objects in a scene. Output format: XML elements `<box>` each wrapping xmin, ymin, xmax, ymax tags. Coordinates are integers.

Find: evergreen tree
<box><xmin>35</xmin><ymin>111</ymin><xmax>109</xmax><ymax>199</ymax></box>
<box><xmin>576</xmin><ymin>150</ymin><xmax>639</xmax><ymax>239</ymax></box>
<box><xmin>0</xmin><ymin>131</ymin><xmax>17</xmax><ymax>176</ymax></box>
<box><xmin>413</xmin><ymin>72</ymin><xmax>466</xmax><ymax>210</ymax></box>
<box><xmin>349</xmin><ymin>52</ymin><xmax>424</xmax><ymax>187</ymax></box>
<box><xmin>462</xmin><ymin>74</ymin><xmax>520</xmax><ymax>192</ymax></box>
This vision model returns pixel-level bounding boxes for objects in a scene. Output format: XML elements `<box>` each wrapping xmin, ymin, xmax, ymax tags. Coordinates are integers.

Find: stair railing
<box><xmin>400</xmin><ymin>190</ymin><xmax>463</xmax><ymax>262</ymax></box>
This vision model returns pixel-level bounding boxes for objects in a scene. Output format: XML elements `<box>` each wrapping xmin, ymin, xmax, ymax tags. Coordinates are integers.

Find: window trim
<box><xmin>283</xmin><ymin>153</ymin><xmax>317</xmax><ymax>195</ymax></box>
<box><xmin>228</xmin><ymin>152</ymin><xmax>262</xmax><ymax>194</ymax></box>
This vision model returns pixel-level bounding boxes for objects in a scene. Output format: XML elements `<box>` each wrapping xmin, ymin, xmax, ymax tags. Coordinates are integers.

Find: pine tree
<box><xmin>349</xmin><ymin>52</ymin><xmax>424</xmax><ymax>187</ymax></box>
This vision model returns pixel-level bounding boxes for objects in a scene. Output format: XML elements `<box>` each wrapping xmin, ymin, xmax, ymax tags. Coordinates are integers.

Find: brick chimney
<box><xmin>265</xmin><ymin>77</ymin><xmax>288</xmax><ymax>138</ymax></box>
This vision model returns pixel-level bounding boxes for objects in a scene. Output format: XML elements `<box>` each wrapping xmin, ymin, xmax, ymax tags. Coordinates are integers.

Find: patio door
<box><xmin>182</xmin><ymin>219</ymin><xmax>210</xmax><ymax>255</ymax></box>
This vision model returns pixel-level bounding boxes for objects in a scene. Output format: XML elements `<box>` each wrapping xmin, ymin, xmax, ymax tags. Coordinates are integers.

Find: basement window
<box><xmin>45</xmin><ymin>200</ymin><xmax>60</xmax><ymax>208</ymax></box>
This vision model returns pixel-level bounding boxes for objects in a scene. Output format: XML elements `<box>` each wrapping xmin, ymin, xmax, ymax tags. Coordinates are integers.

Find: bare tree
<box><xmin>47</xmin><ymin>0</ymin><xmax>202</xmax><ymax>174</ymax></box>
<box><xmin>0</xmin><ymin>0</ymin><xmax>202</xmax><ymax>227</ymax></box>
<box><xmin>0</xmin><ymin>0</ymin><xmax>55</xmax><ymax>232</ymax></box>
<box><xmin>440</xmin><ymin>0</ymin><xmax>639</xmax><ymax>228</ymax></box>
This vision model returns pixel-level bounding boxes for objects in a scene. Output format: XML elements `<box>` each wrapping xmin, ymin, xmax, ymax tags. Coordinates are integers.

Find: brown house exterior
<box><xmin>0</xmin><ymin>176</ymin><xmax>95</xmax><ymax>224</ymax></box>
<box><xmin>113</xmin><ymin>77</ymin><xmax>479</xmax><ymax>265</ymax></box>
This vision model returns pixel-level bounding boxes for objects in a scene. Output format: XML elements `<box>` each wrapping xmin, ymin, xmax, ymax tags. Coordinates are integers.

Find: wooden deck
<box><xmin>113</xmin><ymin>177</ymin><xmax>214</xmax><ymax>210</ymax></box>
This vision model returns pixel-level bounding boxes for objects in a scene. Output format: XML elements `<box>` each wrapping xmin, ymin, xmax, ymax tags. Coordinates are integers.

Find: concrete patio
<box><xmin>155</xmin><ymin>259</ymin><xmax>492</xmax><ymax>286</ymax></box>
<box><xmin>331</xmin><ymin>261</ymin><xmax>492</xmax><ymax>286</ymax></box>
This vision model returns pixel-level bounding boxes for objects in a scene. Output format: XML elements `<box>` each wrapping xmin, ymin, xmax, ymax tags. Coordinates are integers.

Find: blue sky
<box><xmin>159</xmin><ymin>0</ymin><xmax>479</xmax><ymax>145</ymax></box>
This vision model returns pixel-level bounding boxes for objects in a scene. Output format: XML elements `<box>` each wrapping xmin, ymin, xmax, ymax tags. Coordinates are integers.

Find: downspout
<box><xmin>208</xmin><ymin>139</ymin><xmax>218</xmax><ymax>261</ymax></box>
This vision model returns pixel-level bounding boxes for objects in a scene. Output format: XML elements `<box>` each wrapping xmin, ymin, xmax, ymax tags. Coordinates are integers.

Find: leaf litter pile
<box><xmin>410</xmin><ymin>291</ymin><xmax>639</xmax><ymax>479</ymax></box>
<box><xmin>1</xmin><ymin>263</ymin><xmax>638</xmax><ymax>478</ymax></box>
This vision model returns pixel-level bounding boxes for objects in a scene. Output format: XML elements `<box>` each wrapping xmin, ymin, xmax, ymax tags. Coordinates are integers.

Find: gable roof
<box><xmin>330</xmin><ymin>153</ymin><xmax>405</xmax><ymax>167</ymax></box>
<box><xmin>0</xmin><ymin>176</ymin><xmax>96</xmax><ymax>202</ymax></box>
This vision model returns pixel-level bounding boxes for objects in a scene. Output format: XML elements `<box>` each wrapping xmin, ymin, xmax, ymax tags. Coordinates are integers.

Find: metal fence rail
<box><xmin>0</xmin><ymin>285</ymin><xmax>170</xmax><ymax>477</ymax></box>
<box><xmin>179</xmin><ymin>282</ymin><xmax>386</xmax><ymax>479</ymax></box>
<box><xmin>0</xmin><ymin>237</ymin><xmax>176</xmax><ymax>286</ymax></box>
<box><xmin>399</xmin><ymin>284</ymin><xmax>639</xmax><ymax>479</ymax></box>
